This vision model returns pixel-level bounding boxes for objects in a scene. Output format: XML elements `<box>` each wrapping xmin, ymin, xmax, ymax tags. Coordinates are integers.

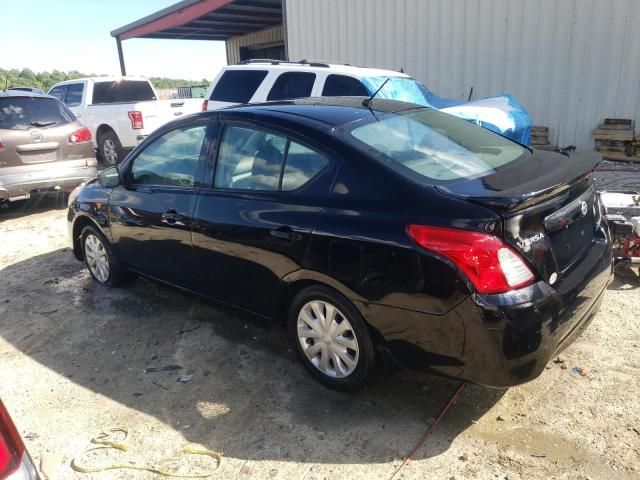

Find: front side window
<box><xmin>214</xmin><ymin>125</ymin><xmax>330</xmax><ymax>191</ymax></box>
<box><xmin>48</xmin><ymin>85</ymin><xmax>67</xmax><ymax>102</ymax></box>
<box><xmin>210</xmin><ymin>70</ymin><xmax>268</xmax><ymax>103</ymax></box>
<box><xmin>343</xmin><ymin>108</ymin><xmax>528</xmax><ymax>184</ymax></box>
<box><xmin>131</xmin><ymin>124</ymin><xmax>207</xmax><ymax>187</ymax></box>
<box><xmin>322</xmin><ymin>74</ymin><xmax>369</xmax><ymax>96</ymax></box>
<box><xmin>267</xmin><ymin>72</ymin><xmax>316</xmax><ymax>101</ymax></box>
<box><xmin>64</xmin><ymin>83</ymin><xmax>84</xmax><ymax>107</ymax></box>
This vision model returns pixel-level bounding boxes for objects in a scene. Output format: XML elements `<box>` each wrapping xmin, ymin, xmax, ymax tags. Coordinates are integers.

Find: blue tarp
<box><xmin>361</xmin><ymin>76</ymin><xmax>532</xmax><ymax>145</ymax></box>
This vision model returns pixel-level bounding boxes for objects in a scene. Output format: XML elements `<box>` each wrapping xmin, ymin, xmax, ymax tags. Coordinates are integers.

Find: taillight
<box><xmin>0</xmin><ymin>140</ymin><xmax>5</xmax><ymax>151</ymax></box>
<box><xmin>67</xmin><ymin>127</ymin><xmax>92</xmax><ymax>144</ymax></box>
<box><xmin>407</xmin><ymin>225</ymin><xmax>536</xmax><ymax>294</ymax></box>
<box><xmin>201</xmin><ymin>99</ymin><xmax>208</xmax><ymax>111</ymax></box>
<box><xmin>128</xmin><ymin>111</ymin><xmax>144</xmax><ymax>129</ymax></box>
<box><xmin>0</xmin><ymin>401</ymin><xmax>38</xmax><ymax>479</ymax></box>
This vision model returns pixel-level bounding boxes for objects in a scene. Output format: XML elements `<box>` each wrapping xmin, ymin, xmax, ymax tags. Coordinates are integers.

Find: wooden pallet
<box><xmin>600</xmin><ymin>151</ymin><xmax>640</xmax><ymax>163</ymax></box>
<box><xmin>530</xmin><ymin>125</ymin><xmax>556</xmax><ymax>151</ymax></box>
<box><xmin>593</xmin><ymin>118</ymin><xmax>635</xmax><ymax>155</ymax></box>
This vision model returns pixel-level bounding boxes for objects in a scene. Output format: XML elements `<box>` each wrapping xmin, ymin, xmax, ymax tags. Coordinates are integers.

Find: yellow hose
<box><xmin>71</xmin><ymin>427</ymin><xmax>221</xmax><ymax>478</ymax></box>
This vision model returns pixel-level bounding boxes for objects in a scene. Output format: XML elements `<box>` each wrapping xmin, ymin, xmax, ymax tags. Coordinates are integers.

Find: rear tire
<box><xmin>81</xmin><ymin>225</ymin><xmax>125</xmax><ymax>287</ymax></box>
<box><xmin>288</xmin><ymin>285</ymin><xmax>376</xmax><ymax>392</ymax></box>
<box><xmin>99</xmin><ymin>130</ymin><xmax>125</xmax><ymax>166</ymax></box>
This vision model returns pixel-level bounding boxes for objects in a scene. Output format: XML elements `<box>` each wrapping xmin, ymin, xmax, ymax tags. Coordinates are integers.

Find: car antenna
<box><xmin>362</xmin><ymin>77</ymin><xmax>390</xmax><ymax>108</ymax></box>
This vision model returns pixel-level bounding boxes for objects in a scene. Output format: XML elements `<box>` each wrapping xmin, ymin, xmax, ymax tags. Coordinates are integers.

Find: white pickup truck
<box><xmin>48</xmin><ymin>77</ymin><xmax>203</xmax><ymax>165</ymax></box>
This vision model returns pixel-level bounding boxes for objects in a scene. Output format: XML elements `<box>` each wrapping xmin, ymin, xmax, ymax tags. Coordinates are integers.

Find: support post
<box><xmin>116</xmin><ymin>36</ymin><xmax>126</xmax><ymax>76</ymax></box>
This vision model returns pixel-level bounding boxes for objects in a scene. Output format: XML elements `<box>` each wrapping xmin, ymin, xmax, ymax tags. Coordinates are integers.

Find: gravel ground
<box><xmin>1</xmin><ymin>195</ymin><xmax>639</xmax><ymax>480</ymax></box>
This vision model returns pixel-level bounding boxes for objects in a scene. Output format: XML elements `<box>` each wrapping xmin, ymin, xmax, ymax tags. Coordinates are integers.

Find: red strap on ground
<box><xmin>389</xmin><ymin>382</ymin><xmax>466</xmax><ymax>480</ymax></box>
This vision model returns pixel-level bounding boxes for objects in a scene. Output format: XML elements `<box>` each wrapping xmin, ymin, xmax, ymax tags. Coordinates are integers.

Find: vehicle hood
<box><xmin>437</xmin><ymin>94</ymin><xmax>532</xmax><ymax>145</ymax></box>
<box><xmin>435</xmin><ymin>150</ymin><xmax>602</xmax><ymax>212</ymax></box>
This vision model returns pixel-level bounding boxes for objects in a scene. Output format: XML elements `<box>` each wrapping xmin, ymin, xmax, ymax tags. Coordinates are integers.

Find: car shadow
<box><xmin>0</xmin><ymin>248</ymin><xmax>504</xmax><ymax>466</ymax></box>
<box><xmin>0</xmin><ymin>192</ymin><xmax>69</xmax><ymax>221</ymax></box>
<box><xmin>608</xmin><ymin>264</ymin><xmax>640</xmax><ymax>291</ymax></box>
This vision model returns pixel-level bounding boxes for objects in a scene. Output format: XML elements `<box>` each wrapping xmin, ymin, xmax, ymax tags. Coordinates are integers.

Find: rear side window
<box><xmin>282</xmin><ymin>142</ymin><xmax>329</xmax><ymax>190</ymax></box>
<box><xmin>48</xmin><ymin>85</ymin><xmax>66</xmax><ymax>102</ymax></box>
<box><xmin>214</xmin><ymin>125</ymin><xmax>330</xmax><ymax>191</ymax></box>
<box><xmin>92</xmin><ymin>81</ymin><xmax>156</xmax><ymax>104</ymax></box>
<box><xmin>210</xmin><ymin>70</ymin><xmax>268</xmax><ymax>103</ymax></box>
<box><xmin>65</xmin><ymin>83</ymin><xmax>84</xmax><ymax>107</ymax></box>
<box><xmin>267</xmin><ymin>72</ymin><xmax>316</xmax><ymax>101</ymax></box>
<box><xmin>0</xmin><ymin>97</ymin><xmax>75</xmax><ymax>130</ymax></box>
<box><xmin>322</xmin><ymin>75</ymin><xmax>369</xmax><ymax>96</ymax></box>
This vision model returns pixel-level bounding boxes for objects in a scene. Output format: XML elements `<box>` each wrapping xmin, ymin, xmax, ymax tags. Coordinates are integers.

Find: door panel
<box><xmin>108</xmin><ymin>122</ymin><xmax>210</xmax><ymax>288</ymax></box>
<box><xmin>192</xmin><ymin>123</ymin><xmax>336</xmax><ymax>317</ymax></box>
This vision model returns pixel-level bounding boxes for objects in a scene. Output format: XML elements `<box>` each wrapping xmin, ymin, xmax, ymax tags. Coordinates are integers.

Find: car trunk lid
<box><xmin>436</xmin><ymin>150</ymin><xmax>602</xmax><ymax>281</ymax></box>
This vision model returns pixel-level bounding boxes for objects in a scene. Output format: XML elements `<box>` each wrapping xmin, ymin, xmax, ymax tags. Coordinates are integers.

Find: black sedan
<box><xmin>67</xmin><ymin>97</ymin><xmax>612</xmax><ymax>391</ymax></box>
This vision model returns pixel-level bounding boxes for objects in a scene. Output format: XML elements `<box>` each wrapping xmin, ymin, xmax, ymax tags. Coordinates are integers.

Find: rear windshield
<box><xmin>342</xmin><ymin>108</ymin><xmax>528</xmax><ymax>184</ymax></box>
<box><xmin>0</xmin><ymin>97</ymin><xmax>75</xmax><ymax>130</ymax></box>
<box><xmin>92</xmin><ymin>80</ymin><xmax>156</xmax><ymax>104</ymax></box>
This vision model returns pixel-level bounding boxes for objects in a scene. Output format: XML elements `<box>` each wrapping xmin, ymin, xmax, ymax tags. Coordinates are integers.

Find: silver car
<box><xmin>0</xmin><ymin>91</ymin><xmax>96</xmax><ymax>203</ymax></box>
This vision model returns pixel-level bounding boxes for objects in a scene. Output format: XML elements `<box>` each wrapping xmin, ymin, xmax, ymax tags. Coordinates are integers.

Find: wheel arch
<box><xmin>273</xmin><ymin>270</ymin><xmax>387</xmax><ymax>346</ymax></box>
<box><xmin>96</xmin><ymin>124</ymin><xmax>116</xmax><ymax>143</ymax></box>
<box><xmin>71</xmin><ymin>215</ymin><xmax>104</xmax><ymax>261</ymax></box>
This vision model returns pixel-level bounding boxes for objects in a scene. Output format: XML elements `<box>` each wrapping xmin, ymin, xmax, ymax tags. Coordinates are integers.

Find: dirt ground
<box><xmin>1</xmin><ymin>195</ymin><xmax>639</xmax><ymax>480</ymax></box>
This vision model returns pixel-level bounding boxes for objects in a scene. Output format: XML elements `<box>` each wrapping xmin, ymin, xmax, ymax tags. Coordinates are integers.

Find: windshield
<box><xmin>342</xmin><ymin>107</ymin><xmax>528</xmax><ymax>184</ymax></box>
<box><xmin>361</xmin><ymin>76</ymin><xmax>432</xmax><ymax>106</ymax></box>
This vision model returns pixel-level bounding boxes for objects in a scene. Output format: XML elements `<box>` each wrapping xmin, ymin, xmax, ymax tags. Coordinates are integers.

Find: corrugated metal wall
<box><xmin>285</xmin><ymin>0</ymin><xmax>640</xmax><ymax>149</ymax></box>
<box><xmin>227</xmin><ymin>25</ymin><xmax>284</xmax><ymax>65</ymax></box>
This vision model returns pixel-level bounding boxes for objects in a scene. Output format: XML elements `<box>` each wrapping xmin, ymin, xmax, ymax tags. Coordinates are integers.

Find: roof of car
<box><xmin>50</xmin><ymin>76</ymin><xmax>150</xmax><ymax>87</ymax></box>
<box><xmin>0</xmin><ymin>90</ymin><xmax>53</xmax><ymax>99</ymax></box>
<box><xmin>221</xmin><ymin>96</ymin><xmax>425</xmax><ymax>128</ymax></box>
<box><xmin>224</xmin><ymin>61</ymin><xmax>410</xmax><ymax>79</ymax></box>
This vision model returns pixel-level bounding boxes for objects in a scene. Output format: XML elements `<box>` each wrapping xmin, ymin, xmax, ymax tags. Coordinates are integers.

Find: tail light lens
<box><xmin>0</xmin><ymin>401</ymin><xmax>38</xmax><ymax>479</ymax></box>
<box><xmin>67</xmin><ymin>127</ymin><xmax>92</xmax><ymax>145</ymax></box>
<box><xmin>128</xmin><ymin>111</ymin><xmax>144</xmax><ymax>129</ymax></box>
<box><xmin>0</xmin><ymin>140</ymin><xmax>5</xmax><ymax>151</ymax></box>
<box><xmin>407</xmin><ymin>225</ymin><xmax>536</xmax><ymax>294</ymax></box>
<box><xmin>201</xmin><ymin>99</ymin><xmax>208</xmax><ymax>111</ymax></box>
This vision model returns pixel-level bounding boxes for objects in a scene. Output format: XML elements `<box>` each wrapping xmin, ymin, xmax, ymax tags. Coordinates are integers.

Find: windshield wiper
<box><xmin>30</xmin><ymin>121</ymin><xmax>57</xmax><ymax>127</ymax></box>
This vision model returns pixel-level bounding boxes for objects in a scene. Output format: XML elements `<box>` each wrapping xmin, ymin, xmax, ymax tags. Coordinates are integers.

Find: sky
<box><xmin>1</xmin><ymin>0</ymin><xmax>228</xmax><ymax>80</ymax></box>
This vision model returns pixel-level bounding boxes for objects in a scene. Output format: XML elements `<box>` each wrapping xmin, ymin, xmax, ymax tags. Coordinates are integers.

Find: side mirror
<box><xmin>98</xmin><ymin>166</ymin><xmax>121</xmax><ymax>188</ymax></box>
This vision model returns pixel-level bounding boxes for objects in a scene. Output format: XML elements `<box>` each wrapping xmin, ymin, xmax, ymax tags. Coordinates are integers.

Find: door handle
<box><xmin>161</xmin><ymin>209</ymin><xmax>185</xmax><ymax>226</ymax></box>
<box><xmin>270</xmin><ymin>227</ymin><xmax>302</xmax><ymax>242</ymax></box>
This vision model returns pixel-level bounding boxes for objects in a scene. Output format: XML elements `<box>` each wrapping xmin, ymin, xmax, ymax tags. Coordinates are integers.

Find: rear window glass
<box><xmin>92</xmin><ymin>81</ymin><xmax>156</xmax><ymax>104</ymax></box>
<box><xmin>322</xmin><ymin>75</ymin><xmax>369</xmax><ymax>96</ymax></box>
<box><xmin>0</xmin><ymin>97</ymin><xmax>75</xmax><ymax>130</ymax></box>
<box><xmin>267</xmin><ymin>72</ymin><xmax>316</xmax><ymax>101</ymax></box>
<box><xmin>343</xmin><ymin>108</ymin><xmax>528</xmax><ymax>184</ymax></box>
<box><xmin>210</xmin><ymin>70</ymin><xmax>268</xmax><ymax>103</ymax></box>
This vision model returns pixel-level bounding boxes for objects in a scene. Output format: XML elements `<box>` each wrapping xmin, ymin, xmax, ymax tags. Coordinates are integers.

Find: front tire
<box><xmin>288</xmin><ymin>286</ymin><xmax>376</xmax><ymax>391</ymax></box>
<box><xmin>81</xmin><ymin>225</ymin><xmax>125</xmax><ymax>287</ymax></box>
<box><xmin>99</xmin><ymin>131</ymin><xmax>125</xmax><ymax>166</ymax></box>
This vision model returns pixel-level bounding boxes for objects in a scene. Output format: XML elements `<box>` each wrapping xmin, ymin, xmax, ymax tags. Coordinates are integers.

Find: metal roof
<box><xmin>111</xmin><ymin>0</ymin><xmax>283</xmax><ymax>41</ymax></box>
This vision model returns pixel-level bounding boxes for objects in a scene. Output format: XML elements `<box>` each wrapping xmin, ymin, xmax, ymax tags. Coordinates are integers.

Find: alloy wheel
<box><xmin>297</xmin><ymin>300</ymin><xmax>359</xmax><ymax>378</ymax></box>
<box><xmin>84</xmin><ymin>234</ymin><xmax>110</xmax><ymax>283</ymax></box>
<box><xmin>103</xmin><ymin>139</ymin><xmax>118</xmax><ymax>165</ymax></box>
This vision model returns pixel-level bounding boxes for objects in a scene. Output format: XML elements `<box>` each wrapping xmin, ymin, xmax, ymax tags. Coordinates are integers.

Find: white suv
<box><xmin>204</xmin><ymin>60</ymin><xmax>408</xmax><ymax>110</ymax></box>
<box><xmin>204</xmin><ymin>60</ymin><xmax>532</xmax><ymax>145</ymax></box>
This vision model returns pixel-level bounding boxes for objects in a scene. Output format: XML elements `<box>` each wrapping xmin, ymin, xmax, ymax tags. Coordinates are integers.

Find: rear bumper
<box><xmin>0</xmin><ymin>160</ymin><xmax>97</xmax><ymax>202</ymax></box>
<box><xmin>361</xmin><ymin>226</ymin><xmax>613</xmax><ymax>388</ymax></box>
